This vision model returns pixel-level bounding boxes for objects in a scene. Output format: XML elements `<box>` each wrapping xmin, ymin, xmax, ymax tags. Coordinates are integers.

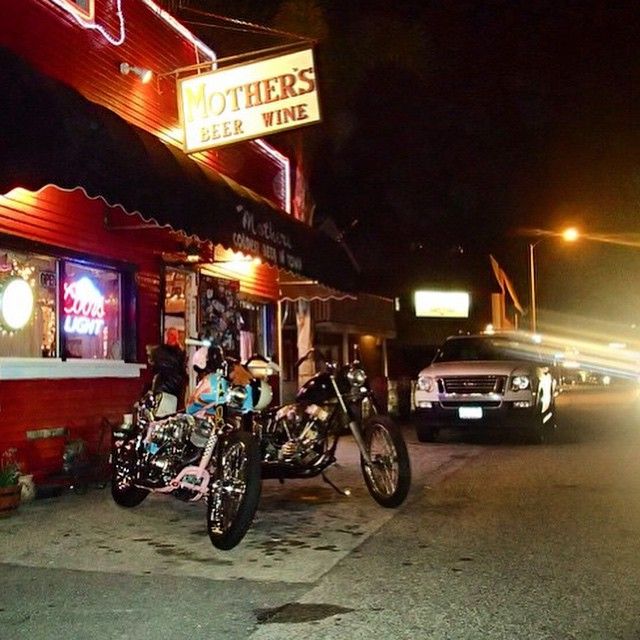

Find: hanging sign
<box><xmin>178</xmin><ymin>48</ymin><xmax>320</xmax><ymax>152</ymax></box>
<box><xmin>63</xmin><ymin>276</ymin><xmax>105</xmax><ymax>335</ymax></box>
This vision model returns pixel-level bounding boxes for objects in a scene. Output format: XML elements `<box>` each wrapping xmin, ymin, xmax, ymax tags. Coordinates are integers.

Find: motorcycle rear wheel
<box><xmin>359</xmin><ymin>415</ymin><xmax>411</xmax><ymax>508</ymax></box>
<box><xmin>111</xmin><ymin>444</ymin><xmax>149</xmax><ymax>507</ymax></box>
<box><xmin>207</xmin><ymin>430</ymin><xmax>261</xmax><ymax>550</ymax></box>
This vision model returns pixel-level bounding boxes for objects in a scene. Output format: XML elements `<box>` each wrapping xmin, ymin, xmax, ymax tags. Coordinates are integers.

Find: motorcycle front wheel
<box><xmin>207</xmin><ymin>429</ymin><xmax>261</xmax><ymax>550</ymax></box>
<box><xmin>111</xmin><ymin>443</ymin><xmax>149</xmax><ymax>507</ymax></box>
<box><xmin>359</xmin><ymin>415</ymin><xmax>411</xmax><ymax>508</ymax></box>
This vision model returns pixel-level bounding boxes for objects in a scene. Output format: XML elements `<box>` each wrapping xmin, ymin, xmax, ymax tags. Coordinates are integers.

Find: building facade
<box><xmin>0</xmin><ymin>0</ymin><xmax>355</xmax><ymax>480</ymax></box>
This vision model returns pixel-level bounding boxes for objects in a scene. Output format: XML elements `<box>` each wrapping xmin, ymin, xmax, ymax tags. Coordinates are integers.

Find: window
<box><xmin>163</xmin><ymin>268</ymin><xmax>188</xmax><ymax>347</ymax></box>
<box><xmin>61</xmin><ymin>261</ymin><xmax>122</xmax><ymax>360</ymax></box>
<box><xmin>0</xmin><ymin>250</ymin><xmax>56</xmax><ymax>357</ymax></box>
<box><xmin>0</xmin><ymin>249</ymin><xmax>124</xmax><ymax>361</ymax></box>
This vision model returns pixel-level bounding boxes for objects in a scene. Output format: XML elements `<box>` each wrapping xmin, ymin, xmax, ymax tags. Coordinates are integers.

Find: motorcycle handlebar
<box><xmin>185</xmin><ymin>337</ymin><xmax>212</xmax><ymax>348</ymax></box>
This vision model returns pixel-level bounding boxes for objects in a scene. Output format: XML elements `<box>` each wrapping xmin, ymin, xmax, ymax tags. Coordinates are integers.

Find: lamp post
<box><xmin>528</xmin><ymin>227</ymin><xmax>579</xmax><ymax>333</ymax></box>
<box><xmin>529</xmin><ymin>240</ymin><xmax>539</xmax><ymax>333</ymax></box>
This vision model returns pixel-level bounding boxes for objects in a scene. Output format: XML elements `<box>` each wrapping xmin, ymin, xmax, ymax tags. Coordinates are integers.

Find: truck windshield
<box><xmin>433</xmin><ymin>337</ymin><xmax>532</xmax><ymax>363</ymax></box>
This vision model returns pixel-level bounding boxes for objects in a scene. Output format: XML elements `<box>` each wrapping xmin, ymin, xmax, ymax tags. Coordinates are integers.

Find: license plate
<box><xmin>459</xmin><ymin>406</ymin><xmax>483</xmax><ymax>419</ymax></box>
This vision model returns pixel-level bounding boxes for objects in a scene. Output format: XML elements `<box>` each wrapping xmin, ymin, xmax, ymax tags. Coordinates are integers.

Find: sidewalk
<box><xmin>0</xmin><ymin>430</ymin><xmax>484</xmax><ymax>584</ymax></box>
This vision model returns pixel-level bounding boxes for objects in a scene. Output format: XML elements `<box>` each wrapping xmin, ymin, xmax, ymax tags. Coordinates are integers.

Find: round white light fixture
<box><xmin>1</xmin><ymin>277</ymin><xmax>34</xmax><ymax>330</ymax></box>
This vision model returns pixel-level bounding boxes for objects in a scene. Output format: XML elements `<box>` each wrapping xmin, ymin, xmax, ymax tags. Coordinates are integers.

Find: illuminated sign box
<box><xmin>414</xmin><ymin>290</ymin><xmax>470</xmax><ymax>318</ymax></box>
<box><xmin>178</xmin><ymin>48</ymin><xmax>321</xmax><ymax>152</ymax></box>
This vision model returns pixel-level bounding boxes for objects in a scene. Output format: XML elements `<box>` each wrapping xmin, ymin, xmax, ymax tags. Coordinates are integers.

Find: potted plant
<box><xmin>0</xmin><ymin>448</ymin><xmax>22</xmax><ymax>516</ymax></box>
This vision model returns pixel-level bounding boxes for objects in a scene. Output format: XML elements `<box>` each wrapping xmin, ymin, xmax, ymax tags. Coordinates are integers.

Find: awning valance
<box><xmin>279</xmin><ymin>278</ymin><xmax>356</xmax><ymax>302</ymax></box>
<box><xmin>0</xmin><ymin>46</ymin><xmax>357</xmax><ymax>291</ymax></box>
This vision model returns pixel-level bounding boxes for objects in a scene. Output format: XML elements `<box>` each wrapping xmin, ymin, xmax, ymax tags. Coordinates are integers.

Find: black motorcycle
<box><xmin>246</xmin><ymin>348</ymin><xmax>411</xmax><ymax>507</ymax></box>
<box><xmin>111</xmin><ymin>339</ymin><xmax>262</xmax><ymax>551</ymax></box>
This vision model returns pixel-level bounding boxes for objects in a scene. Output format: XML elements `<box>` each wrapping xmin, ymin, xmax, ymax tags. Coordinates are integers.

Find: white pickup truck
<box><xmin>413</xmin><ymin>333</ymin><xmax>556</xmax><ymax>443</ymax></box>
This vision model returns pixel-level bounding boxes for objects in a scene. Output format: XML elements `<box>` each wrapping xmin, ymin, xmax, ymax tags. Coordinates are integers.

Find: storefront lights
<box><xmin>0</xmin><ymin>277</ymin><xmax>34</xmax><ymax>330</ymax></box>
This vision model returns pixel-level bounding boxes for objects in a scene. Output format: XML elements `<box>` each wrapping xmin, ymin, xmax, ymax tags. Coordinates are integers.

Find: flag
<box><xmin>489</xmin><ymin>255</ymin><xmax>524</xmax><ymax>314</ymax></box>
<box><xmin>292</xmin><ymin>137</ymin><xmax>315</xmax><ymax>223</ymax></box>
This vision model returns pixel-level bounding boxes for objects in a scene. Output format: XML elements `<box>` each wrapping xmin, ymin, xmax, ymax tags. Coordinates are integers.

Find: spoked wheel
<box><xmin>111</xmin><ymin>442</ymin><xmax>149</xmax><ymax>507</ymax></box>
<box><xmin>359</xmin><ymin>415</ymin><xmax>411</xmax><ymax>508</ymax></box>
<box><xmin>207</xmin><ymin>430</ymin><xmax>261</xmax><ymax>550</ymax></box>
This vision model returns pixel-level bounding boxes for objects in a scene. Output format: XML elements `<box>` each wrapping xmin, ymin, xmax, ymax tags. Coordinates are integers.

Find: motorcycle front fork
<box><xmin>329</xmin><ymin>376</ymin><xmax>372</xmax><ymax>465</ymax></box>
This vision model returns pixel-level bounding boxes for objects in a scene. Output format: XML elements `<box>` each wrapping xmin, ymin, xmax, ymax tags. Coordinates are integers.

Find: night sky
<box><xmin>182</xmin><ymin>1</ymin><xmax>640</xmax><ymax>332</ymax></box>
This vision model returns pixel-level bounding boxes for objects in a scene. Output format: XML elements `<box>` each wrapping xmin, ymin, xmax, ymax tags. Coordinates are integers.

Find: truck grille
<box><xmin>439</xmin><ymin>376</ymin><xmax>506</xmax><ymax>395</ymax></box>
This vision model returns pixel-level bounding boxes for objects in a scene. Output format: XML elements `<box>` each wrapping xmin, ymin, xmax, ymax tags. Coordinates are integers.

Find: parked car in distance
<box><xmin>413</xmin><ymin>332</ymin><xmax>557</xmax><ymax>443</ymax></box>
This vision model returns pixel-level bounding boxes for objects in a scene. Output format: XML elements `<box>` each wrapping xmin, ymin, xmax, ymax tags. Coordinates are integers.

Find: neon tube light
<box><xmin>63</xmin><ymin>276</ymin><xmax>106</xmax><ymax>336</ymax></box>
<box><xmin>255</xmin><ymin>140</ymin><xmax>291</xmax><ymax>213</ymax></box>
<box><xmin>50</xmin><ymin>0</ymin><xmax>126</xmax><ymax>46</ymax></box>
<box><xmin>49</xmin><ymin>0</ymin><xmax>216</xmax><ymax>59</ymax></box>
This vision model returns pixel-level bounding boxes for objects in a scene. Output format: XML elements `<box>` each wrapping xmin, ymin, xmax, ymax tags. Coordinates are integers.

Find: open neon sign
<box><xmin>63</xmin><ymin>276</ymin><xmax>105</xmax><ymax>335</ymax></box>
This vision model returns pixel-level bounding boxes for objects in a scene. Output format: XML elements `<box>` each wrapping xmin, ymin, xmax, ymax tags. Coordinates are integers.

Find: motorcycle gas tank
<box><xmin>186</xmin><ymin>372</ymin><xmax>228</xmax><ymax>415</ymax></box>
<box><xmin>296</xmin><ymin>372</ymin><xmax>336</xmax><ymax>404</ymax></box>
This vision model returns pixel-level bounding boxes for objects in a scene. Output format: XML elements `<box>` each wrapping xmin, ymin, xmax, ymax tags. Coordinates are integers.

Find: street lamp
<box><xmin>528</xmin><ymin>227</ymin><xmax>579</xmax><ymax>333</ymax></box>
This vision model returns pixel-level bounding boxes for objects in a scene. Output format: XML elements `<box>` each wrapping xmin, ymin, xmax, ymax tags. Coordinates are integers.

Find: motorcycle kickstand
<box><xmin>321</xmin><ymin>472</ymin><xmax>351</xmax><ymax>497</ymax></box>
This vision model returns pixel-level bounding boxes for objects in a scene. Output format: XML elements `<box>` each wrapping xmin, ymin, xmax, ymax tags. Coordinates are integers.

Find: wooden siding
<box><xmin>0</xmin><ymin>185</ymin><xmax>170</xmax><ymax>360</ymax></box>
<box><xmin>0</xmin><ymin>377</ymin><xmax>141</xmax><ymax>480</ymax></box>
<box><xmin>0</xmin><ymin>185</ymin><xmax>176</xmax><ymax>470</ymax></box>
<box><xmin>201</xmin><ymin>261</ymin><xmax>279</xmax><ymax>301</ymax></box>
<box><xmin>1</xmin><ymin>0</ymin><xmax>287</xmax><ymax>209</ymax></box>
<box><xmin>0</xmin><ymin>185</ymin><xmax>280</xmax><ymax>474</ymax></box>
<box><xmin>0</xmin><ymin>0</ymin><xmax>289</xmax><ymax>476</ymax></box>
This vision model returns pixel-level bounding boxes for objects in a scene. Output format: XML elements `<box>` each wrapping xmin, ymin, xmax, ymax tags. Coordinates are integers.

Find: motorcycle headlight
<box><xmin>511</xmin><ymin>375</ymin><xmax>531</xmax><ymax>391</ymax></box>
<box><xmin>417</xmin><ymin>375</ymin><xmax>434</xmax><ymax>392</ymax></box>
<box><xmin>347</xmin><ymin>367</ymin><xmax>367</xmax><ymax>386</ymax></box>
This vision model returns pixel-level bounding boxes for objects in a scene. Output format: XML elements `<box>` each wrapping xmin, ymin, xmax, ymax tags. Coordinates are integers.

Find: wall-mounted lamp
<box><xmin>119</xmin><ymin>62</ymin><xmax>153</xmax><ymax>84</ymax></box>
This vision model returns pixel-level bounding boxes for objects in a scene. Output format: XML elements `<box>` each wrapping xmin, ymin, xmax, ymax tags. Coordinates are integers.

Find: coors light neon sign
<box><xmin>63</xmin><ymin>277</ymin><xmax>105</xmax><ymax>335</ymax></box>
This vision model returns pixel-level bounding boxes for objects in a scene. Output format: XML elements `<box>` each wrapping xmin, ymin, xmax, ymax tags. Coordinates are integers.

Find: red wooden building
<box><xmin>0</xmin><ymin>0</ymin><xmax>356</xmax><ymax>480</ymax></box>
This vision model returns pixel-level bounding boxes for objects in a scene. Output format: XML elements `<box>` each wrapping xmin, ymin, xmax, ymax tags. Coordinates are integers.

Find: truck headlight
<box><xmin>511</xmin><ymin>375</ymin><xmax>531</xmax><ymax>391</ymax></box>
<box><xmin>417</xmin><ymin>375</ymin><xmax>435</xmax><ymax>392</ymax></box>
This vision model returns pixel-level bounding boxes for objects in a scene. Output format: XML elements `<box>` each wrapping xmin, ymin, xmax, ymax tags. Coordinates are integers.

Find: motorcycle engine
<box><xmin>268</xmin><ymin>403</ymin><xmax>330</xmax><ymax>465</ymax></box>
<box><xmin>141</xmin><ymin>413</ymin><xmax>211</xmax><ymax>486</ymax></box>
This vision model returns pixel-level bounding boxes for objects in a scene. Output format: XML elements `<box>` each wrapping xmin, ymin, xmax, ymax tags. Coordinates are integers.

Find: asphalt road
<box><xmin>2</xmin><ymin>384</ymin><xmax>640</xmax><ymax>639</ymax></box>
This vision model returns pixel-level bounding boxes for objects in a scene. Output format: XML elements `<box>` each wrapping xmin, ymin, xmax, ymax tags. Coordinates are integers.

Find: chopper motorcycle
<box><xmin>111</xmin><ymin>338</ymin><xmax>263</xmax><ymax>550</ymax></box>
<box><xmin>245</xmin><ymin>348</ymin><xmax>411</xmax><ymax>508</ymax></box>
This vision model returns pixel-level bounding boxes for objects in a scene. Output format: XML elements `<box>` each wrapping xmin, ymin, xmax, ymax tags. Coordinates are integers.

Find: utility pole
<box><xmin>529</xmin><ymin>242</ymin><xmax>537</xmax><ymax>333</ymax></box>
